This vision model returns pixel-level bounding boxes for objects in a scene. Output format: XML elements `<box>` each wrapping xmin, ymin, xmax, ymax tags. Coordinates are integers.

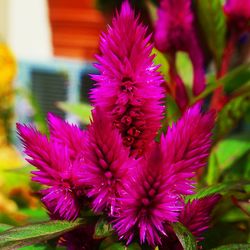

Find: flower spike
<box><xmin>76</xmin><ymin>107</ymin><xmax>136</xmax><ymax>214</ymax></box>
<box><xmin>17</xmin><ymin>122</ymin><xmax>83</xmax><ymax>220</ymax></box>
<box><xmin>91</xmin><ymin>0</ymin><xmax>165</xmax><ymax>157</ymax></box>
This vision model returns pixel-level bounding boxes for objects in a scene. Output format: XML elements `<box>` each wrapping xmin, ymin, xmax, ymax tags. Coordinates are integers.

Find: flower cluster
<box><xmin>17</xmin><ymin>1</ymin><xmax>219</xmax><ymax>249</ymax></box>
<box><xmin>113</xmin><ymin>103</ymin><xmax>215</xmax><ymax>246</ymax></box>
<box><xmin>90</xmin><ymin>1</ymin><xmax>165</xmax><ymax>157</ymax></box>
<box><xmin>154</xmin><ymin>0</ymin><xmax>205</xmax><ymax>109</ymax></box>
<box><xmin>17</xmin><ymin>115</ymin><xmax>86</xmax><ymax>220</ymax></box>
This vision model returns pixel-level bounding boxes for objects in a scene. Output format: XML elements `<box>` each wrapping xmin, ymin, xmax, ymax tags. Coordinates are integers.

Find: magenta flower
<box><xmin>76</xmin><ymin>108</ymin><xmax>136</xmax><ymax>214</ymax></box>
<box><xmin>154</xmin><ymin>0</ymin><xmax>205</xmax><ymax>97</ymax></box>
<box><xmin>161</xmin><ymin>104</ymin><xmax>215</xmax><ymax>194</ymax></box>
<box><xmin>224</xmin><ymin>0</ymin><xmax>250</xmax><ymax>33</ymax></box>
<box><xmin>179</xmin><ymin>195</ymin><xmax>221</xmax><ymax>241</ymax></box>
<box><xmin>113</xmin><ymin>143</ymin><xmax>182</xmax><ymax>246</ymax></box>
<box><xmin>91</xmin><ymin>1</ymin><xmax>165</xmax><ymax>157</ymax></box>
<box><xmin>113</xmin><ymin>104</ymin><xmax>215</xmax><ymax>246</ymax></box>
<box><xmin>47</xmin><ymin>113</ymin><xmax>86</xmax><ymax>161</ymax></box>
<box><xmin>17</xmin><ymin>114</ymin><xmax>86</xmax><ymax>220</ymax></box>
<box><xmin>161</xmin><ymin>195</ymin><xmax>221</xmax><ymax>250</ymax></box>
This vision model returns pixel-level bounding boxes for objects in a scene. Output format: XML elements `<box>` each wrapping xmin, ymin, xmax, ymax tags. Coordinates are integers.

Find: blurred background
<box><xmin>0</xmin><ymin>0</ymin><xmax>111</xmax><ymax>228</ymax></box>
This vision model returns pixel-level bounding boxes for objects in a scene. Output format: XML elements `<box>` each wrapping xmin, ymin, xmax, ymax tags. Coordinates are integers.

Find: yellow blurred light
<box><xmin>0</xmin><ymin>42</ymin><xmax>17</xmax><ymax>94</ymax></box>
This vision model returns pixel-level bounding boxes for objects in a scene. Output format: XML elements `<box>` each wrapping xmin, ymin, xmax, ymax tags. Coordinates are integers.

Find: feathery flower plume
<box><xmin>160</xmin><ymin>104</ymin><xmax>215</xmax><ymax>194</ymax></box>
<box><xmin>224</xmin><ymin>0</ymin><xmax>250</xmax><ymax>33</ymax></box>
<box><xmin>161</xmin><ymin>195</ymin><xmax>221</xmax><ymax>250</ymax></box>
<box><xmin>113</xmin><ymin>104</ymin><xmax>215</xmax><ymax>246</ymax></box>
<box><xmin>91</xmin><ymin>1</ymin><xmax>165</xmax><ymax>157</ymax></box>
<box><xmin>113</xmin><ymin>143</ymin><xmax>182</xmax><ymax>246</ymax></box>
<box><xmin>76</xmin><ymin>108</ymin><xmax>136</xmax><ymax>214</ymax></box>
<box><xmin>179</xmin><ymin>195</ymin><xmax>221</xmax><ymax>240</ymax></box>
<box><xmin>154</xmin><ymin>0</ymin><xmax>205</xmax><ymax>98</ymax></box>
<box><xmin>17</xmin><ymin>115</ymin><xmax>86</xmax><ymax>220</ymax></box>
<box><xmin>47</xmin><ymin>113</ymin><xmax>86</xmax><ymax>161</ymax></box>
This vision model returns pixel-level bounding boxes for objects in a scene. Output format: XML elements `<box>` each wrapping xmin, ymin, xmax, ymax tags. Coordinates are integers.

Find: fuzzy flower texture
<box><xmin>17</xmin><ymin>1</ymin><xmax>219</xmax><ymax>249</ymax></box>
<box><xmin>154</xmin><ymin>0</ymin><xmax>205</xmax><ymax>99</ymax></box>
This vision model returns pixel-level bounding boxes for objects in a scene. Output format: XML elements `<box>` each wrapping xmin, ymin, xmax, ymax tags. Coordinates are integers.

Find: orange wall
<box><xmin>48</xmin><ymin>0</ymin><xmax>105</xmax><ymax>60</ymax></box>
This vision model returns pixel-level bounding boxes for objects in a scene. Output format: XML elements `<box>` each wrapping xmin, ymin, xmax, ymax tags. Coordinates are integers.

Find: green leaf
<box><xmin>221</xmin><ymin>63</ymin><xmax>250</xmax><ymax>94</ymax></box>
<box><xmin>20</xmin><ymin>244</ymin><xmax>47</xmax><ymax>250</ymax></box>
<box><xmin>0</xmin><ymin>224</ymin><xmax>13</xmax><ymax>233</ymax></box>
<box><xmin>195</xmin><ymin>0</ymin><xmax>226</xmax><ymax>68</ymax></box>
<box><xmin>145</xmin><ymin>0</ymin><xmax>158</xmax><ymax>23</ymax></box>
<box><xmin>171</xmin><ymin>223</ymin><xmax>196</xmax><ymax>250</ymax></box>
<box><xmin>192</xmin><ymin>64</ymin><xmax>250</xmax><ymax>104</ymax></box>
<box><xmin>185</xmin><ymin>183</ymin><xmax>227</xmax><ymax>202</ymax></box>
<box><xmin>94</xmin><ymin>218</ymin><xmax>113</xmax><ymax>239</ymax></box>
<box><xmin>157</xmin><ymin>96</ymin><xmax>181</xmax><ymax>140</ymax></box>
<box><xmin>19</xmin><ymin>208</ymin><xmax>49</xmax><ymax>223</ymax></box>
<box><xmin>102</xmin><ymin>243</ymin><xmax>125</xmax><ymax>250</ymax></box>
<box><xmin>20</xmin><ymin>244</ymin><xmax>66</xmax><ymax>250</ymax></box>
<box><xmin>211</xmin><ymin>244</ymin><xmax>250</xmax><ymax>249</ymax></box>
<box><xmin>0</xmin><ymin>219</ymin><xmax>85</xmax><ymax>250</ymax></box>
<box><xmin>185</xmin><ymin>181</ymin><xmax>249</xmax><ymax>202</ymax></box>
<box><xmin>222</xmin><ymin>153</ymin><xmax>250</xmax><ymax>183</ymax></box>
<box><xmin>206</xmin><ymin>134</ymin><xmax>250</xmax><ymax>185</ymax></box>
<box><xmin>215</xmin><ymin>94</ymin><xmax>250</xmax><ymax>139</ymax></box>
<box><xmin>152</xmin><ymin>48</ymin><xmax>169</xmax><ymax>81</ymax></box>
<box><xmin>220</xmin><ymin>207</ymin><xmax>250</xmax><ymax>223</ymax></box>
<box><xmin>201</xmin><ymin>221</ymin><xmax>249</xmax><ymax>249</ymax></box>
<box><xmin>57</xmin><ymin>102</ymin><xmax>92</xmax><ymax>124</ymax></box>
<box><xmin>206</xmin><ymin>151</ymin><xmax>221</xmax><ymax>186</ymax></box>
<box><xmin>127</xmin><ymin>243</ymin><xmax>142</xmax><ymax>250</ymax></box>
<box><xmin>176</xmin><ymin>52</ymin><xmax>193</xmax><ymax>98</ymax></box>
<box><xmin>166</xmin><ymin>95</ymin><xmax>181</xmax><ymax>125</ymax></box>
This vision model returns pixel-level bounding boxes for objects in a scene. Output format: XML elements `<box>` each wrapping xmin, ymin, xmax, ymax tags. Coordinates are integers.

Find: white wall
<box><xmin>1</xmin><ymin>0</ymin><xmax>53</xmax><ymax>60</ymax></box>
<box><xmin>0</xmin><ymin>0</ymin><xmax>8</xmax><ymax>40</ymax></box>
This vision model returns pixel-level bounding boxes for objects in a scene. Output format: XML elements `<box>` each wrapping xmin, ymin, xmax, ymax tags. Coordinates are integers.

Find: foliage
<box><xmin>0</xmin><ymin>220</ymin><xmax>85</xmax><ymax>250</ymax></box>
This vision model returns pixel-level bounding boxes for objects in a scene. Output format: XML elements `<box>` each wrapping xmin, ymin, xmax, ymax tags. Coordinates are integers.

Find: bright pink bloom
<box><xmin>224</xmin><ymin>0</ymin><xmax>250</xmax><ymax>33</ymax></box>
<box><xmin>161</xmin><ymin>195</ymin><xmax>221</xmax><ymax>250</ymax></box>
<box><xmin>91</xmin><ymin>1</ymin><xmax>165</xmax><ymax>157</ymax></box>
<box><xmin>76</xmin><ymin>108</ymin><xmax>136</xmax><ymax>214</ymax></box>
<box><xmin>113</xmin><ymin>143</ymin><xmax>182</xmax><ymax>246</ymax></box>
<box><xmin>48</xmin><ymin>113</ymin><xmax>85</xmax><ymax>160</ymax></box>
<box><xmin>180</xmin><ymin>195</ymin><xmax>221</xmax><ymax>240</ymax></box>
<box><xmin>113</xmin><ymin>104</ymin><xmax>215</xmax><ymax>246</ymax></box>
<box><xmin>17</xmin><ymin>115</ymin><xmax>86</xmax><ymax>220</ymax></box>
<box><xmin>160</xmin><ymin>104</ymin><xmax>215</xmax><ymax>194</ymax></box>
<box><xmin>154</xmin><ymin>0</ymin><xmax>205</xmax><ymax>97</ymax></box>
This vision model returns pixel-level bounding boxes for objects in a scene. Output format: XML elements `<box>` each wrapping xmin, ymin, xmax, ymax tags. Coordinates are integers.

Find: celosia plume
<box><xmin>161</xmin><ymin>195</ymin><xmax>221</xmax><ymax>250</ymax></box>
<box><xmin>155</xmin><ymin>0</ymin><xmax>194</xmax><ymax>53</ymax></box>
<box><xmin>154</xmin><ymin>0</ymin><xmax>205</xmax><ymax>98</ymax></box>
<box><xmin>179</xmin><ymin>195</ymin><xmax>221</xmax><ymax>240</ymax></box>
<box><xmin>113</xmin><ymin>143</ymin><xmax>182</xmax><ymax>246</ymax></box>
<box><xmin>17</xmin><ymin>115</ymin><xmax>86</xmax><ymax>220</ymax></box>
<box><xmin>16</xmin><ymin>2</ymin><xmax>219</xmax><ymax>249</ymax></box>
<box><xmin>47</xmin><ymin>113</ymin><xmax>86</xmax><ymax>160</ymax></box>
<box><xmin>160</xmin><ymin>104</ymin><xmax>215</xmax><ymax>194</ymax></box>
<box><xmin>113</xmin><ymin>104</ymin><xmax>215</xmax><ymax>246</ymax></box>
<box><xmin>91</xmin><ymin>0</ymin><xmax>165</xmax><ymax>157</ymax></box>
<box><xmin>76</xmin><ymin>108</ymin><xmax>136</xmax><ymax>214</ymax></box>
